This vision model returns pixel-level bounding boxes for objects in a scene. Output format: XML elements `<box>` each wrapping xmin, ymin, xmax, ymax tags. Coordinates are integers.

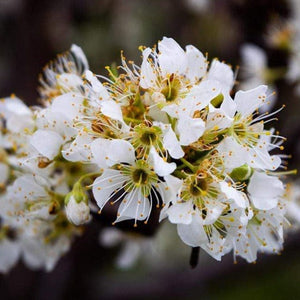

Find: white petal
<box><xmin>0</xmin><ymin>96</ymin><xmax>33</xmax><ymax>133</ymax></box>
<box><xmin>163</xmin><ymin>175</ymin><xmax>183</xmax><ymax>203</ymax></box>
<box><xmin>90</xmin><ymin>138</ymin><xmax>112</xmax><ymax>167</ymax></box>
<box><xmin>158</xmin><ymin>37</ymin><xmax>187</xmax><ymax>76</ymax></box>
<box><xmin>116</xmin><ymin>190</ymin><xmax>150</xmax><ymax>222</ymax></box>
<box><xmin>217</xmin><ymin>136</ymin><xmax>249</xmax><ymax>169</ymax></box>
<box><xmin>177</xmin><ymin>116</ymin><xmax>205</xmax><ymax>145</ymax></box>
<box><xmin>162</xmin><ymin>125</ymin><xmax>184</xmax><ymax>159</ymax></box>
<box><xmin>147</xmin><ymin>104</ymin><xmax>169</xmax><ymax>123</ymax></box>
<box><xmin>185</xmin><ymin>45</ymin><xmax>207</xmax><ymax>81</ymax></box>
<box><xmin>161</xmin><ymin>103</ymin><xmax>179</xmax><ymax>118</ymax></box>
<box><xmin>207</xmin><ymin>59</ymin><xmax>234</xmax><ymax>92</ymax></box>
<box><xmin>259</xmin><ymin>87</ymin><xmax>277</xmax><ymax>114</ymax></box>
<box><xmin>108</xmin><ymin>140</ymin><xmax>135</xmax><ymax>165</ymax></box>
<box><xmin>206</xmin><ymin>107</ymin><xmax>233</xmax><ymax>130</ymax></box>
<box><xmin>84</xmin><ymin>70</ymin><xmax>110</xmax><ymax>100</ymax></box>
<box><xmin>140</xmin><ymin>48</ymin><xmax>156</xmax><ymax>89</ymax></box>
<box><xmin>241</xmin><ymin>44</ymin><xmax>267</xmax><ymax>71</ymax></box>
<box><xmin>182</xmin><ymin>80</ymin><xmax>221</xmax><ymax>113</ymax></box>
<box><xmin>36</xmin><ymin>109</ymin><xmax>76</xmax><ymax>140</ymax></box>
<box><xmin>30</xmin><ymin>130</ymin><xmax>63</xmax><ymax>160</ymax></box>
<box><xmin>0</xmin><ymin>96</ymin><xmax>31</xmax><ymax>118</ymax></box>
<box><xmin>167</xmin><ymin>201</ymin><xmax>193</xmax><ymax>225</ymax></box>
<box><xmin>0</xmin><ymin>240</ymin><xmax>20</xmax><ymax>273</ymax></box>
<box><xmin>92</xmin><ymin>138</ymin><xmax>136</xmax><ymax>168</ymax></box>
<box><xmin>234</xmin><ymin>85</ymin><xmax>268</xmax><ymax>118</ymax></box>
<box><xmin>149</xmin><ymin>147</ymin><xmax>176</xmax><ymax>177</ymax></box>
<box><xmin>100</xmin><ymin>100</ymin><xmax>127</xmax><ymax>129</ymax></box>
<box><xmin>203</xmin><ymin>199</ymin><xmax>226</xmax><ymax>225</ymax></box>
<box><xmin>247</xmin><ymin>146</ymin><xmax>281</xmax><ymax>171</ymax></box>
<box><xmin>233</xmin><ymin>232</ymin><xmax>258</xmax><ymax>263</ymax></box>
<box><xmin>10</xmin><ymin>174</ymin><xmax>48</xmax><ymax>201</ymax></box>
<box><xmin>219</xmin><ymin>94</ymin><xmax>236</xmax><ymax>118</ymax></box>
<box><xmin>241</xmin><ymin>44</ymin><xmax>266</xmax><ymax>88</ymax></box>
<box><xmin>159</xmin><ymin>175</ymin><xmax>183</xmax><ymax>221</ymax></box>
<box><xmin>62</xmin><ymin>132</ymin><xmax>93</xmax><ymax>162</ymax></box>
<box><xmin>177</xmin><ymin>214</ymin><xmax>208</xmax><ymax>247</ymax></box>
<box><xmin>92</xmin><ymin>170</ymin><xmax>126</xmax><ymax>210</ymax></box>
<box><xmin>56</xmin><ymin>73</ymin><xmax>83</xmax><ymax>91</ymax></box>
<box><xmin>248</xmin><ymin>171</ymin><xmax>284</xmax><ymax>210</ymax></box>
<box><xmin>6</xmin><ymin>113</ymin><xmax>34</xmax><ymax>133</ymax></box>
<box><xmin>200</xmin><ymin>227</ymin><xmax>230</xmax><ymax>261</ymax></box>
<box><xmin>220</xmin><ymin>181</ymin><xmax>247</xmax><ymax>208</ymax></box>
<box><xmin>71</xmin><ymin>44</ymin><xmax>89</xmax><ymax>70</ymax></box>
<box><xmin>51</xmin><ymin>93</ymin><xmax>82</xmax><ymax>120</ymax></box>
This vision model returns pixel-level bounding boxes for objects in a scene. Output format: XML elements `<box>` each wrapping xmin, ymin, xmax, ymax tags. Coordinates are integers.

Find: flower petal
<box><xmin>140</xmin><ymin>48</ymin><xmax>156</xmax><ymax>89</ymax></box>
<box><xmin>92</xmin><ymin>170</ymin><xmax>126</xmax><ymax>210</ymax></box>
<box><xmin>207</xmin><ymin>59</ymin><xmax>234</xmax><ymax>93</ymax></box>
<box><xmin>71</xmin><ymin>44</ymin><xmax>89</xmax><ymax>70</ymax></box>
<box><xmin>185</xmin><ymin>45</ymin><xmax>207</xmax><ymax>81</ymax></box>
<box><xmin>158</xmin><ymin>37</ymin><xmax>187</xmax><ymax>76</ymax></box>
<box><xmin>84</xmin><ymin>70</ymin><xmax>110</xmax><ymax>100</ymax></box>
<box><xmin>90</xmin><ymin>138</ymin><xmax>112</xmax><ymax>168</ymax></box>
<box><xmin>177</xmin><ymin>116</ymin><xmax>205</xmax><ymax>145</ymax></box>
<box><xmin>248</xmin><ymin>171</ymin><xmax>284</xmax><ymax>210</ymax></box>
<box><xmin>177</xmin><ymin>214</ymin><xmax>208</xmax><ymax>247</ymax></box>
<box><xmin>116</xmin><ymin>190</ymin><xmax>150</xmax><ymax>222</ymax></box>
<box><xmin>30</xmin><ymin>130</ymin><xmax>63</xmax><ymax>160</ymax></box>
<box><xmin>149</xmin><ymin>147</ymin><xmax>176</xmax><ymax>177</ymax></box>
<box><xmin>234</xmin><ymin>85</ymin><xmax>268</xmax><ymax>118</ymax></box>
<box><xmin>167</xmin><ymin>201</ymin><xmax>193</xmax><ymax>225</ymax></box>
<box><xmin>220</xmin><ymin>181</ymin><xmax>247</xmax><ymax>208</ymax></box>
<box><xmin>0</xmin><ymin>240</ymin><xmax>20</xmax><ymax>273</ymax></box>
<box><xmin>108</xmin><ymin>140</ymin><xmax>135</xmax><ymax>165</ymax></box>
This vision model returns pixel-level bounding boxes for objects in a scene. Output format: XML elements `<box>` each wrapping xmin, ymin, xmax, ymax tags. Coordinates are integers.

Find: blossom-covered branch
<box><xmin>0</xmin><ymin>37</ymin><xmax>298</xmax><ymax>272</ymax></box>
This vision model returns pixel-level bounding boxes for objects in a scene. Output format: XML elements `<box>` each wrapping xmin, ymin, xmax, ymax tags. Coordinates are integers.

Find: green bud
<box><xmin>210</xmin><ymin>93</ymin><xmax>224</xmax><ymax>108</ymax></box>
<box><xmin>230</xmin><ymin>164</ymin><xmax>252</xmax><ymax>181</ymax></box>
<box><xmin>65</xmin><ymin>182</ymin><xmax>88</xmax><ymax>205</ymax></box>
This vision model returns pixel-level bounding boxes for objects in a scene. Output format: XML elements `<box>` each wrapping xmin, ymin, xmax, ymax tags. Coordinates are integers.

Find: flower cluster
<box><xmin>0</xmin><ymin>37</ymin><xmax>297</xmax><ymax>272</ymax></box>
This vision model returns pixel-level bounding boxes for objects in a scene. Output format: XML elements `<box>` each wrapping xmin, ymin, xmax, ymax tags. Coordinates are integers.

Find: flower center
<box><xmin>233</xmin><ymin>122</ymin><xmax>247</xmax><ymax>139</ymax></box>
<box><xmin>133</xmin><ymin>124</ymin><xmax>162</xmax><ymax>153</ymax></box>
<box><xmin>132</xmin><ymin>168</ymin><xmax>149</xmax><ymax>185</ymax></box>
<box><xmin>161</xmin><ymin>74</ymin><xmax>181</xmax><ymax>102</ymax></box>
<box><xmin>91</xmin><ymin>119</ymin><xmax>118</xmax><ymax>138</ymax></box>
<box><xmin>140</xmin><ymin>130</ymin><xmax>157</xmax><ymax>145</ymax></box>
<box><xmin>189</xmin><ymin>179</ymin><xmax>208</xmax><ymax>197</ymax></box>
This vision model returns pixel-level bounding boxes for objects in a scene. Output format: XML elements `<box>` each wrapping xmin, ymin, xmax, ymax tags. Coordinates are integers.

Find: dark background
<box><xmin>1</xmin><ymin>0</ymin><xmax>300</xmax><ymax>299</ymax></box>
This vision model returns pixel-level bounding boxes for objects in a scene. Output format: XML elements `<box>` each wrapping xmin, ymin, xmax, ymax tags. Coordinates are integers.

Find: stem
<box><xmin>78</xmin><ymin>171</ymin><xmax>103</xmax><ymax>184</ymax></box>
<box><xmin>266</xmin><ymin>169</ymin><xmax>297</xmax><ymax>176</ymax></box>
<box><xmin>124</xmin><ymin>117</ymin><xmax>144</xmax><ymax>124</ymax></box>
<box><xmin>172</xmin><ymin>170</ymin><xmax>187</xmax><ymax>179</ymax></box>
<box><xmin>48</xmin><ymin>191</ymin><xmax>65</xmax><ymax>204</ymax></box>
<box><xmin>180</xmin><ymin>158</ymin><xmax>197</xmax><ymax>172</ymax></box>
<box><xmin>167</xmin><ymin>115</ymin><xmax>176</xmax><ymax>131</ymax></box>
<box><xmin>190</xmin><ymin>247</ymin><xmax>200</xmax><ymax>269</ymax></box>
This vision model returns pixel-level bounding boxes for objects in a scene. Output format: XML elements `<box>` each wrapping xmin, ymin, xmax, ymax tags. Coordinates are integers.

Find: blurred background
<box><xmin>1</xmin><ymin>0</ymin><xmax>300</xmax><ymax>299</ymax></box>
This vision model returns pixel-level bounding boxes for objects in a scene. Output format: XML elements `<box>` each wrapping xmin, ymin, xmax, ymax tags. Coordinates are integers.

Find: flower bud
<box><xmin>65</xmin><ymin>182</ymin><xmax>90</xmax><ymax>226</ymax></box>
<box><xmin>210</xmin><ymin>93</ymin><xmax>224</xmax><ymax>108</ymax></box>
<box><xmin>230</xmin><ymin>164</ymin><xmax>252</xmax><ymax>181</ymax></box>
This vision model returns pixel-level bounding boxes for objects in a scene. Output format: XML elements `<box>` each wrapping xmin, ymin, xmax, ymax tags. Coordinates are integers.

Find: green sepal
<box><xmin>65</xmin><ymin>182</ymin><xmax>88</xmax><ymax>205</ymax></box>
<box><xmin>230</xmin><ymin>164</ymin><xmax>253</xmax><ymax>181</ymax></box>
<box><xmin>211</xmin><ymin>93</ymin><xmax>224</xmax><ymax>108</ymax></box>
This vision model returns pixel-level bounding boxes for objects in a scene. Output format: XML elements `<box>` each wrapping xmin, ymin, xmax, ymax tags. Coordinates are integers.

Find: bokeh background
<box><xmin>1</xmin><ymin>0</ymin><xmax>300</xmax><ymax>299</ymax></box>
